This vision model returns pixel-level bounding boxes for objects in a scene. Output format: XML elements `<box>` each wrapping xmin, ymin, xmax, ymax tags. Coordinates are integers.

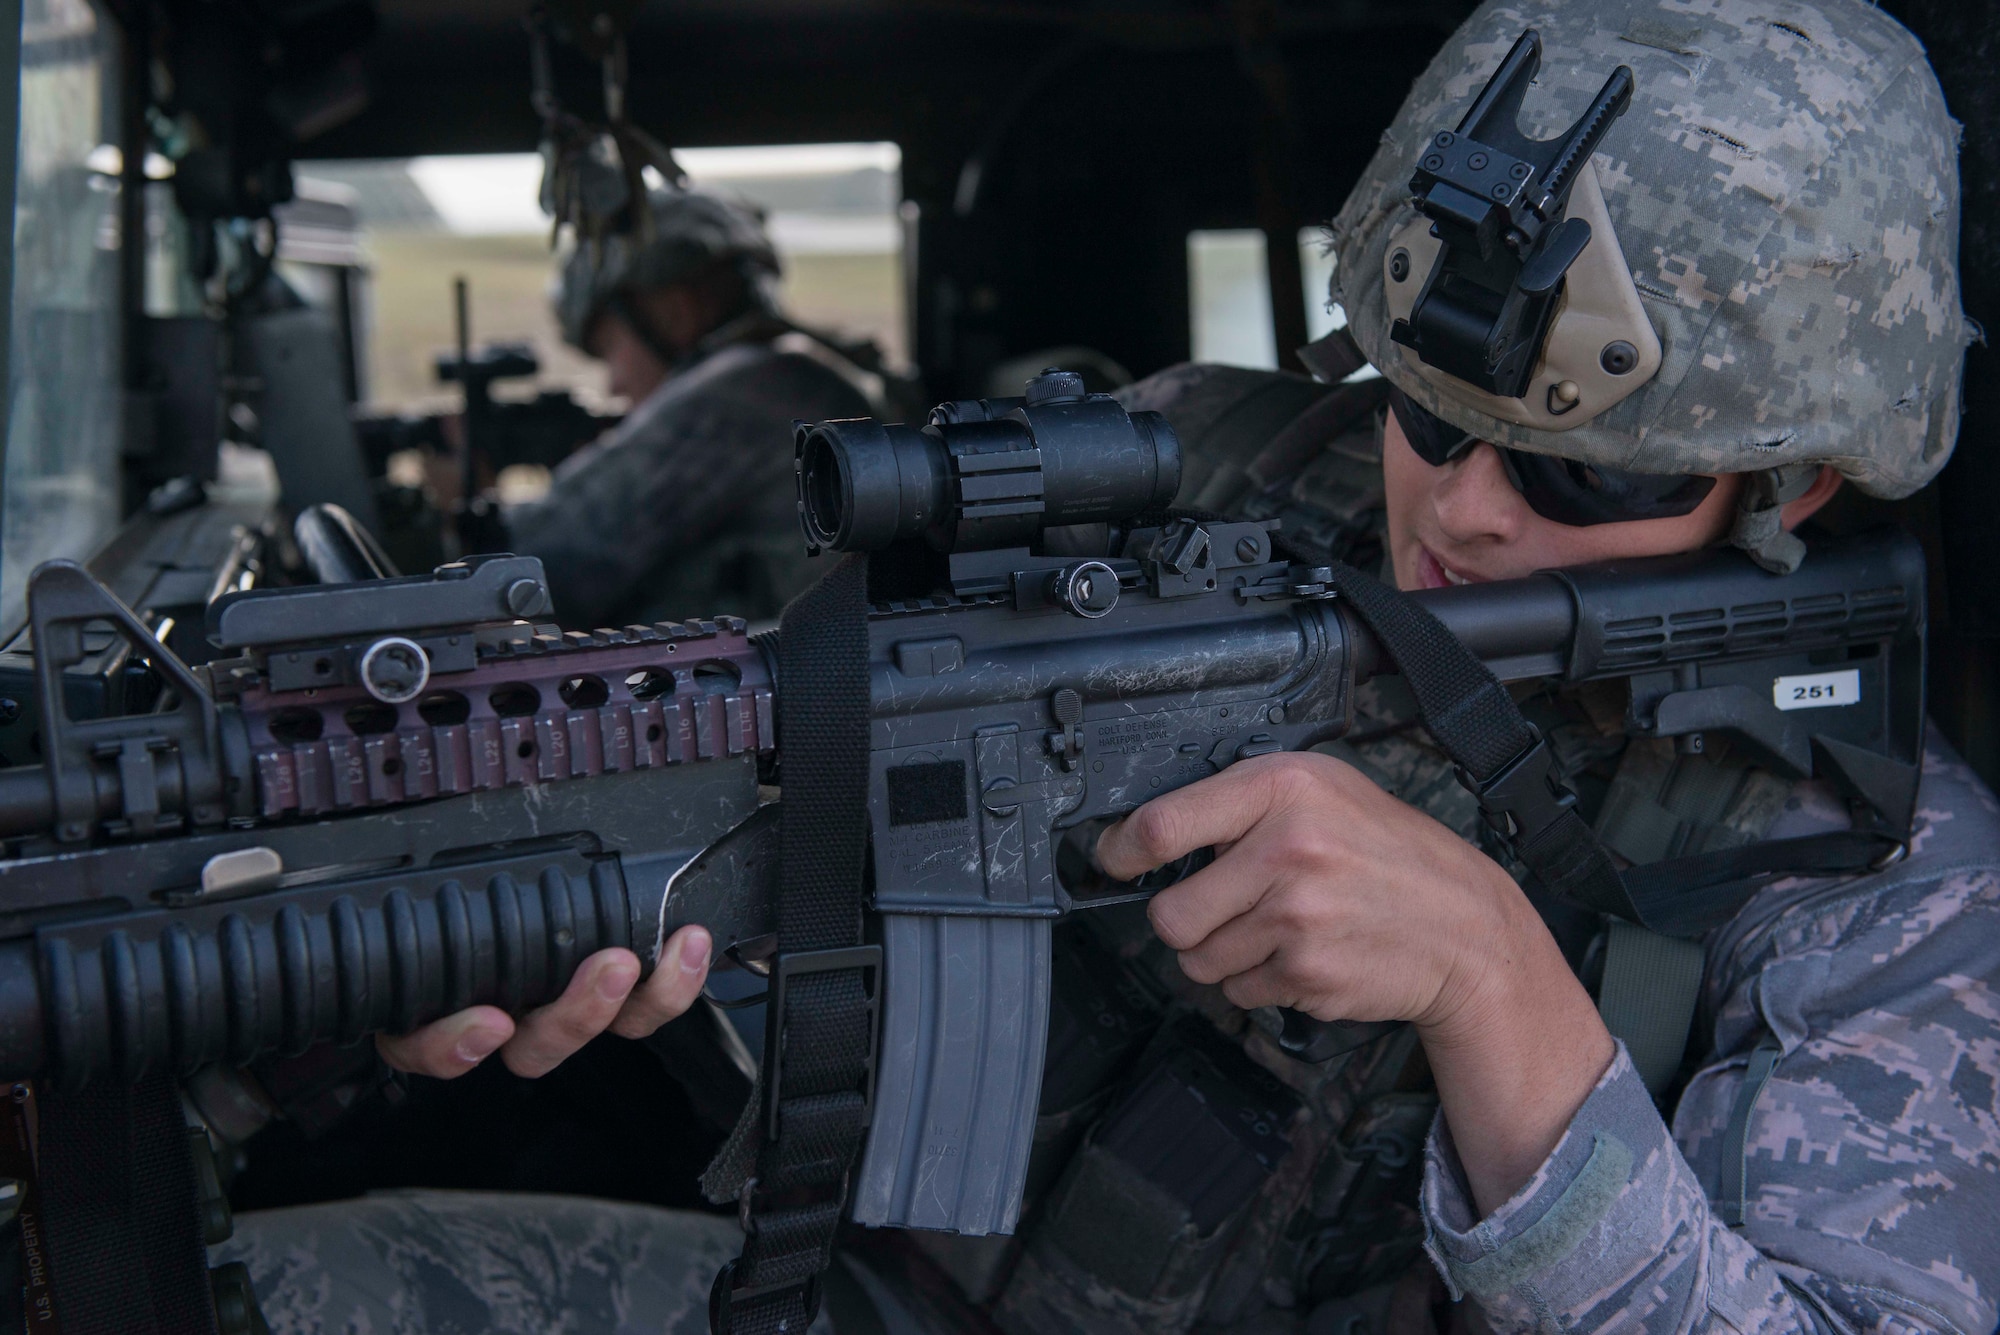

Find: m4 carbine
<box><xmin>0</xmin><ymin>370</ymin><xmax>1924</xmax><ymax>1274</ymax></box>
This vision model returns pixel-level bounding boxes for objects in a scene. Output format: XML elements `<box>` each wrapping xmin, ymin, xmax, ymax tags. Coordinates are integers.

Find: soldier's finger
<box><xmin>1171</xmin><ymin>906</ymin><xmax>1282</xmax><ymax>986</ymax></box>
<box><xmin>376</xmin><ymin>1006</ymin><xmax>515</xmax><ymax>1079</ymax></box>
<box><xmin>608</xmin><ymin>925</ymin><xmax>713</xmax><ymax>1039</ymax></box>
<box><xmin>1217</xmin><ymin>961</ymin><xmax>1300</xmax><ymax>1014</ymax></box>
<box><xmin>1095</xmin><ymin>763</ymin><xmax>1284</xmax><ymax>881</ymax></box>
<box><xmin>1145</xmin><ymin>855</ymin><xmax>1273</xmax><ymax>953</ymax></box>
<box><xmin>501</xmin><ymin>948</ymin><xmax>642</xmax><ymax>1078</ymax></box>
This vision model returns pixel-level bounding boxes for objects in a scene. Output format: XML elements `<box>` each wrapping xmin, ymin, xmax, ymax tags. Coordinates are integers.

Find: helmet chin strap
<box><xmin>1728</xmin><ymin>462</ymin><xmax>1822</xmax><ymax>574</ymax></box>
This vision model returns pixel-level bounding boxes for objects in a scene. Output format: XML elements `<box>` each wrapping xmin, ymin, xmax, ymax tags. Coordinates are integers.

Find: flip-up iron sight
<box><xmin>1390</xmin><ymin>29</ymin><xmax>1634</xmax><ymax>399</ymax></box>
<box><xmin>798</xmin><ymin>368</ymin><xmax>1212</xmax><ymax>614</ymax></box>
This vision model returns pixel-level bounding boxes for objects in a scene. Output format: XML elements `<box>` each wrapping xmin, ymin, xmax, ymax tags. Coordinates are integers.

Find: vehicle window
<box><xmin>1300</xmin><ymin>229</ymin><xmax>1341</xmax><ymax>343</ymax></box>
<box><xmin>2</xmin><ymin>0</ymin><xmax>123</xmax><ymax>636</ymax></box>
<box><xmin>293</xmin><ymin>141</ymin><xmax>906</xmax><ymax>419</ymax></box>
<box><xmin>1189</xmin><ymin>227</ymin><xmax>1351</xmax><ymax>370</ymax></box>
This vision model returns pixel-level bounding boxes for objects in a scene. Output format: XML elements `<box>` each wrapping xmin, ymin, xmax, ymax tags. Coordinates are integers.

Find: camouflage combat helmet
<box><xmin>1329</xmin><ymin>0</ymin><xmax>1969</xmax><ymax>569</ymax></box>
<box><xmin>555</xmin><ymin>188</ymin><xmax>782</xmax><ymax>350</ymax></box>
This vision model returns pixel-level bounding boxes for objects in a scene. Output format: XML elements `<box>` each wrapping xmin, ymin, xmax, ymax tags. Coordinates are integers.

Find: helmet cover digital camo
<box><xmin>1331</xmin><ymin>0</ymin><xmax>1970</xmax><ymax>499</ymax></box>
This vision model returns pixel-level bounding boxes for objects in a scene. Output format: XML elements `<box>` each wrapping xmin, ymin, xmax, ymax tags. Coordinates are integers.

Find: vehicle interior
<box><xmin>0</xmin><ymin>0</ymin><xmax>1994</xmax><ymax>1327</ymax></box>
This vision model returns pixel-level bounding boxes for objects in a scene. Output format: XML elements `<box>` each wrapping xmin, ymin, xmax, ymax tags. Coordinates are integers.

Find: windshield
<box><xmin>295</xmin><ymin>142</ymin><xmax>907</xmax><ymax>419</ymax></box>
<box><xmin>1</xmin><ymin>0</ymin><xmax>122</xmax><ymax>637</ymax></box>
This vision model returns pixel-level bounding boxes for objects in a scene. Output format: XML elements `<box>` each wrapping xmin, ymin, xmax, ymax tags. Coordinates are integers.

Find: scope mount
<box><xmin>908</xmin><ymin>515</ymin><xmax>1287</xmax><ymax>618</ymax></box>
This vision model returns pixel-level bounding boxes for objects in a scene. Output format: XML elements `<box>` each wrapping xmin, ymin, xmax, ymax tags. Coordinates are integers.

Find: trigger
<box><xmin>1210</xmin><ymin>733</ymin><xmax>1283</xmax><ymax>767</ymax></box>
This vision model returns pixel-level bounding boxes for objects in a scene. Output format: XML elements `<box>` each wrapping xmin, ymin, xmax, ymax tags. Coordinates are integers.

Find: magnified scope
<box><xmin>797</xmin><ymin>368</ymin><xmax>1181</xmax><ymax>554</ymax></box>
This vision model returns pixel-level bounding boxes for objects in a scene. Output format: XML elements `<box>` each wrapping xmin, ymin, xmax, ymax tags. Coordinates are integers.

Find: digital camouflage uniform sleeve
<box><xmin>1420</xmin><ymin>731</ymin><xmax>2000</xmax><ymax>1335</ymax></box>
<box><xmin>504</xmin><ymin>340</ymin><xmax>870</xmax><ymax>628</ymax></box>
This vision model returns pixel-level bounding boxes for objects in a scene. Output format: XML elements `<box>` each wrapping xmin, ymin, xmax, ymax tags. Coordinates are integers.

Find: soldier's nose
<box><xmin>1430</xmin><ymin>443</ymin><xmax>1528</xmax><ymax>547</ymax></box>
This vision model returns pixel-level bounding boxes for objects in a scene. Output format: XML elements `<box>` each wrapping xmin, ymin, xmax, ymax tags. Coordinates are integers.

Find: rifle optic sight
<box><xmin>796</xmin><ymin>367</ymin><xmax>1180</xmax><ymax>555</ymax></box>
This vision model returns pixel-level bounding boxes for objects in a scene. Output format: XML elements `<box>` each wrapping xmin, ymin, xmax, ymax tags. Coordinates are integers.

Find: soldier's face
<box><xmin>588</xmin><ymin>313</ymin><xmax>672</xmax><ymax>403</ymax></box>
<box><xmin>1381</xmin><ymin>410</ymin><xmax>1759</xmax><ymax>590</ymax></box>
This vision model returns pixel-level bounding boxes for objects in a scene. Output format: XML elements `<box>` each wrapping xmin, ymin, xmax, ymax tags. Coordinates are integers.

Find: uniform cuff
<box><xmin>1421</xmin><ymin>1043</ymin><xmax>1656</xmax><ymax>1306</ymax></box>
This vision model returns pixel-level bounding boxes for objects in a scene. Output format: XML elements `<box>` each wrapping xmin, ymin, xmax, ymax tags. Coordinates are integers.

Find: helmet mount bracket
<box><xmin>1383</xmin><ymin>160</ymin><xmax>1661</xmax><ymax>432</ymax></box>
<box><xmin>1389</xmin><ymin>29</ymin><xmax>1636</xmax><ymax>401</ymax></box>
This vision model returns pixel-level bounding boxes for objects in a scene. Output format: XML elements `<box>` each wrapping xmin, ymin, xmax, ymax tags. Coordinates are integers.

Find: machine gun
<box><xmin>0</xmin><ymin>371</ymin><xmax>1926</xmax><ymax>1326</ymax></box>
<box><xmin>353</xmin><ymin>275</ymin><xmax>619</xmax><ymax>567</ymax></box>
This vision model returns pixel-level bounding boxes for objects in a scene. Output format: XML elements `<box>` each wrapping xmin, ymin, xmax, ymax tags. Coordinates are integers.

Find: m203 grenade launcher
<box><xmin>0</xmin><ymin>370</ymin><xmax>1927</xmax><ymax>1272</ymax></box>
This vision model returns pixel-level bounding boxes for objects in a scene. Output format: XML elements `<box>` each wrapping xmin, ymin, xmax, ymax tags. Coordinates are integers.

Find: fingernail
<box><xmin>597</xmin><ymin>958</ymin><xmax>638</xmax><ymax>1002</ymax></box>
<box><xmin>679</xmin><ymin>929</ymin><xmax>712</xmax><ymax>976</ymax></box>
<box><xmin>454</xmin><ymin>1028</ymin><xmax>504</xmax><ymax>1066</ymax></box>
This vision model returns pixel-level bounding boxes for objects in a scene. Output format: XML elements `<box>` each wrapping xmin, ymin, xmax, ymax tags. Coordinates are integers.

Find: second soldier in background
<box><xmin>500</xmin><ymin>188</ymin><xmax>875</xmax><ymax>628</ymax></box>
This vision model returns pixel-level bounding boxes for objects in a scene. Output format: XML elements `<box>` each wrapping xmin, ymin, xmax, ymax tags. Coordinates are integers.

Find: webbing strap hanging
<box><xmin>1312</xmin><ymin>561</ymin><xmax>1899</xmax><ymax>930</ymax></box>
<box><xmin>1596</xmin><ymin>921</ymin><xmax>1706</xmax><ymax>1094</ymax></box>
<box><xmin>708</xmin><ymin>554</ymin><xmax>879</xmax><ymax>1335</ymax></box>
<box><xmin>1308</xmin><ymin>560</ymin><xmax>1724</xmax><ymax>1100</ymax></box>
<box><xmin>1718</xmin><ymin>1032</ymin><xmax>1784</xmax><ymax>1228</ymax></box>
<box><xmin>1314</xmin><ymin>560</ymin><xmax>1637</xmax><ymax>921</ymax></box>
<box><xmin>37</xmin><ymin>1071</ymin><xmax>221</xmax><ymax>1334</ymax></box>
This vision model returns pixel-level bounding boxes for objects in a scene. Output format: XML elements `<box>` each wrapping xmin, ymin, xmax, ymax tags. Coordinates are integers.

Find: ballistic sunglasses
<box><xmin>1385</xmin><ymin>387</ymin><xmax>1716</xmax><ymax>528</ymax></box>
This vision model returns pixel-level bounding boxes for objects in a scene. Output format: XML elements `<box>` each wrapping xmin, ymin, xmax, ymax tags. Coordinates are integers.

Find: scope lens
<box><xmin>799</xmin><ymin>426</ymin><xmax>852</xmax><ymax>551</ymax></box>
<box><xmin>796</xmin><ymin>419</ymin><xmax>948</xmax><ymax>552</ymax></box>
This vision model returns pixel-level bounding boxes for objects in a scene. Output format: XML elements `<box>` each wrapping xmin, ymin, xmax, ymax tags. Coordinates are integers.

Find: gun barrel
<box><xmin>0</xmin><ymin>758</ymin><xmax>772</xmax><ymax>1089</ymax></box>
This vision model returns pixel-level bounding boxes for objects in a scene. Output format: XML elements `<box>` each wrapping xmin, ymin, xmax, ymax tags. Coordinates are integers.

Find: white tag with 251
<box><xmin>1772</xmin><ymin>668</ymin><xmax>1861</xmax><ymax>712</ymax></box>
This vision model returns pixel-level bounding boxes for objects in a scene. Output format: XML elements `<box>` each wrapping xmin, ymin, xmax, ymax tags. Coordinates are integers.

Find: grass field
<box><xmin>358</xmin><ymin>231</ymin><xmax>905</xmax><ymax>415</ymax></box>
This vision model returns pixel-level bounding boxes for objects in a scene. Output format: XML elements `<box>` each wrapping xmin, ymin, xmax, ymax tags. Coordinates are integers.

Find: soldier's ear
<box><xmin>1780</xmin><ymin>466</ymin><xmax>1844</xmax><ymax>531</ymax></box>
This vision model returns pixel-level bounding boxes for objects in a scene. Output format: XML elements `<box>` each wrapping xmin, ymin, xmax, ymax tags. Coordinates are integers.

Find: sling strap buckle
<box><xmin>1460</xmin><ymin>728</ymin><xmax>1576</xmax><ymax>844</ymax></box>
<box><xmin>709</xmin><ymin>1258</ymin><xmax>826</xmax><ymax>1332</ymax></box>
<box><xmin>735</xmin><ymin>1169</ymin><xmax>854</xmax><ymax>1238</ymax></box>
<box><xmin>764</xmin><ymin>944</ymin><xmax>883</xmax><ymax>1142</ymax></box>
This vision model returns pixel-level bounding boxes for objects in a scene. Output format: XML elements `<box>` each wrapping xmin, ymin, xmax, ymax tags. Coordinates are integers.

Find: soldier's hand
<box><xmin>1098</xmin><ymin>750</ymin><xmax>1616</xmax><ymax>1214</ymax></box>
<box><xmin>376</xmin><ymin>924</ymin><xmax>713</xmax><ymax>1079</ymax></box>
<box><xmin>1095</xmin><ymin>751</ymin><xmax>1525</xmax><ymax>1029</ymax></box>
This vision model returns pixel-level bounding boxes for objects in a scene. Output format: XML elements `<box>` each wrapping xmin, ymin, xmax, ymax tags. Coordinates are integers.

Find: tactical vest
<box><xmin>940</xmin><ymin>361</ymin><xmax>1805</xmax><ymax>1335</ymax></box>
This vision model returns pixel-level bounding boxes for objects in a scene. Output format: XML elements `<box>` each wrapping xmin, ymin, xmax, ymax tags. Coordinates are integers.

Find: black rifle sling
<box><xmin>1622</xmin><ymin>830</ymin><xmax>1902</xmax><ymax>938</ymax></box>
<box><xmin>1316</xmin><ymin>561</ymin><xmax>1640</xmax><ymax>922</ymax></box>
<box><xmin>37</xmin><ymin>1071</ymin><xmax>221</xmax><ymax>1334</ymax></box>
<box><xmin>711</xmin><ymin>553</ymin><xmax>877</xmax><ymax>1335</ymax></box>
